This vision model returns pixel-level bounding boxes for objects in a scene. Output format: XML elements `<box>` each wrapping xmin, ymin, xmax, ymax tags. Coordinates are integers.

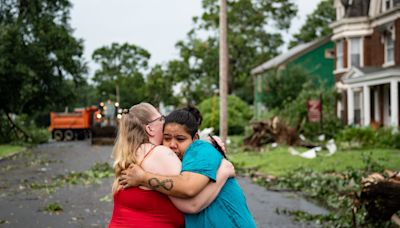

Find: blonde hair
<box><xmin>111</xmin><ymin>102</ymin><xmax>157</xmax><ymax>194</ymax></box>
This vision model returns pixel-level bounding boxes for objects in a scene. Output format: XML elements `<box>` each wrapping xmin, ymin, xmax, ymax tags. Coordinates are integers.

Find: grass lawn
<box><xmin>227</xmin><ymin>136</ymin><xmax>400</xmax><ymax>176</ymax></box>
<box><xmin>0</xmin><ymin>145</ymin><xmax>25</xmax><ymax>159</ymax></box>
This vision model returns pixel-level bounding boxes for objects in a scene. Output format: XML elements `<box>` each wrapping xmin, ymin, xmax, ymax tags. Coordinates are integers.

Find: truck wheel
<box><xmin>64</xmin><ymin>130</ymin><xmax>74</xmax><ymax>141</ymax></box>
<box><xmin>53</xmin><ymin>130</ymin><xmax>64</xmax><ymax>141</ymax></box>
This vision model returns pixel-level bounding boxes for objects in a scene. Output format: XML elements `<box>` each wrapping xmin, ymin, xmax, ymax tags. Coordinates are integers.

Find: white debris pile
<box><xmin>288</xmin><ymin>135</ymin><xmax>337</xmax><ymax>159</ymax></box>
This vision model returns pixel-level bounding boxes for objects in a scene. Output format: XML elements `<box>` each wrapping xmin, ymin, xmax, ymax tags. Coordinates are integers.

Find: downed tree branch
<box><xmin>2</xmin><ymin>110</ymin><xmax>31</xmax><ymax>141</ymax></box>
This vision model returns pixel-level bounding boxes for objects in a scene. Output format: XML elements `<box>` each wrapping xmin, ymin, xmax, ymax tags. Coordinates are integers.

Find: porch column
<box><xmin>390</xmin><ymin>80</ymin><xmax>399</xmax><ymax>127</ymax></box>
<box><xmin>347</xmin><ymin>87</ymin><xmax>354</xmax><ymax>125</ymax></box>
<box><xmin>363</xmin><ymin>85</ymin><xmax>371</xmax><ymax>126</ymax></box>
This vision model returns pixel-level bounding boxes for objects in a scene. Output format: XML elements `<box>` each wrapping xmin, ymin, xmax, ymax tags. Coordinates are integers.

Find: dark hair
<box><xmin>164</xmin><ymin>106</ymin><xmax>202</xmax><ymax>138</ymax></box>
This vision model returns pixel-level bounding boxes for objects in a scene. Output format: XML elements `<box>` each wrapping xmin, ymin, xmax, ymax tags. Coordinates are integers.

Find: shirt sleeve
<box><xmin>181</xmin><ymin>140</ymin><xmax>223</xmax><ymax>182</ymax></box>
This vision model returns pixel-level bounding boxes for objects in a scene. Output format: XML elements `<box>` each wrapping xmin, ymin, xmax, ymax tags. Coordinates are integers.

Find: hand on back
<box><xmin>218</xmin><ymin>159</ymin><xmax>235</xmax><ymax>179</ymax></box>
<box><xmin>119</xmin><ymin>164</ymin><xmax>145</xmax><ymax>189</ymax></box>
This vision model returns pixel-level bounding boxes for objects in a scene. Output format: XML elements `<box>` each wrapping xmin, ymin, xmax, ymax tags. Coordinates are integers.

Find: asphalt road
<box><xmin>0</xmin><ymin>141</ymin><xmax>328</xmax><ymax>227</ymax></box>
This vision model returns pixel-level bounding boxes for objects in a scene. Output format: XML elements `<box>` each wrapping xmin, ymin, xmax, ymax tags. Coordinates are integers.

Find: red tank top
<box><xmin>109</xmin><ymin>188</ymin><xmax>184</xmax><ymax>228</ymax></box>
<box><xmin>109</xmin><ymin>145</ymin><xmax>184</xmax><ymax>227</ymax></box>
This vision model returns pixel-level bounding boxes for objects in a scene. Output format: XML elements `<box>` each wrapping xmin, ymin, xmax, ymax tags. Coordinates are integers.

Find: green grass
<box><xmin>0</xmin><ymin>145</ymin><xmax>24</xmax><ymax>159</ymax></box>
<box><xmin>227</xmin><ymin>136</ymin><xmax>400</xmax><ymax>176</ymax></box>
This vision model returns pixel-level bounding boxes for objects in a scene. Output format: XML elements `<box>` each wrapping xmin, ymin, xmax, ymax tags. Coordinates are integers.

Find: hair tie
<box><xmin>122</xmin><ymin>109</ymin><xmax>129</xmax><ymax>114</ymax></box>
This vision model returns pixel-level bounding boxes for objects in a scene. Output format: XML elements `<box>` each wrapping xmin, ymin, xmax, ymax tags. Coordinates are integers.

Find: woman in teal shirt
<box><xmin>120</xmin><ymin>107</ymin><xmax>256</xmax><ymax>227</ymax></box>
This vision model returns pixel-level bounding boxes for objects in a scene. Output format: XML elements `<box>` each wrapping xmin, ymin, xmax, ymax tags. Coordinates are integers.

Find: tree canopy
<box><xmin>165</xmin><ymin>0</ymin><xmax>298</xmax><ymax>104</ymax></box>
<box><xmin>289</xmin><ymin>0</ymin><xmax>336</xmax><ymax>49</ymax></box>
<box><xmin>263</xmin><ymin>66</ymin><xmax>314</xmax><ymax>110</ymax></box>
<box><xmin>91</xmin><ymin>42</ymin><xmax>150</xmax><ymax>107</ymax></box>
<box><xmin>0</xmin><ymin>0</ymin><xmax>87</xmax><ymax>115</ymax></box>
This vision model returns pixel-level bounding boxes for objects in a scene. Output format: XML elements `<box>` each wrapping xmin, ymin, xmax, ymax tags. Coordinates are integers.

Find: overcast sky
<box><xmin>70</xmin><ymin>0</ymin><xmax>322</xmax><ymax>75</ymax></box>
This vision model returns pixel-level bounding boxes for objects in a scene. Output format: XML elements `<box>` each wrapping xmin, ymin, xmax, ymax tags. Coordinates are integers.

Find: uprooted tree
<box><xmin>244</xmin><ymin>116</ymin><xmax>315</xmax><ymax>148</ymax></box>
<box><xmin>360</xmin><ymin>171</ymin><xmax>400</xmax><ymax>224</ymax></box>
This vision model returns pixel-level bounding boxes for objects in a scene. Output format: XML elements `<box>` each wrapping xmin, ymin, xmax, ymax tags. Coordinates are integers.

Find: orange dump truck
<box><xmin>49</xmin><ymin>107</ymin><xmax>98</xmax><ymax>141</ymax></box>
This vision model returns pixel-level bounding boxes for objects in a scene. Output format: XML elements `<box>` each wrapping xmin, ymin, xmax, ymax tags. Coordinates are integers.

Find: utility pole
<box><xmin>219</xmin><ymin>0</ymin><xmax>228</xmax><ymax>143</ymax></box>
<box><xmin>116</xmin><ymin>84</ymin><xmax>120</xmax><ymax>105</ymax></box>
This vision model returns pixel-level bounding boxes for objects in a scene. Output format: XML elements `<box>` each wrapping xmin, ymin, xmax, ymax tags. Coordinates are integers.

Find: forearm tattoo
<box><xmin>148</xmin><ymin>178</ymin><xmax>173</xmax><ymax>191</ymax></box>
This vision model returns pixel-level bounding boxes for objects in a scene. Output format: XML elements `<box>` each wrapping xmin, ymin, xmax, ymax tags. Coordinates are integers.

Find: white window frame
<box><xmin>383</xmin><ymin>26</ymin><xmax>395</xmax><ymax>67</ymax></box>
<box><xmin>336</xmin><ymin>40</ymin><xmax>344</xmax><ymax>70</ymax></box>
<box><xmin>348</xmin><ymin>37</ymin><xmax>363</xmax><ymax>68</ymax></box>
<box><xmin>383</xmin><ymin>0</ymin><xmax>393</xmax><ymax>11</ymax></box>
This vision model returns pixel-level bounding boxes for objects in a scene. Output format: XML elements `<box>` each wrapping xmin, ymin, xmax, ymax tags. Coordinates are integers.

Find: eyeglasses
<box><xmin>147</xmin><ymin>115</ymin><xmax>165</xmax><ymax>125</ymax></box>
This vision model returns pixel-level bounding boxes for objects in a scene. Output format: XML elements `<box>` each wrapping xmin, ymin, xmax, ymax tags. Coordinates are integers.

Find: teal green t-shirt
<box><xmin>181</xmin><ymin>140</ymin><xmax>256</xmax><ymax>228</ymax></box>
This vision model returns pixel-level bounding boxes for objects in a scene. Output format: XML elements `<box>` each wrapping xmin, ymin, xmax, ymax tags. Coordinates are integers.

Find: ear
<box><xmin>194</xmin><ymin>132</ymin><xmax>200</xmax><ymax>140</ymax></box>
<box><xmin>145</xmin><ymin>124</ymin><xmax>155</xmax><ymax>137</ymax></box>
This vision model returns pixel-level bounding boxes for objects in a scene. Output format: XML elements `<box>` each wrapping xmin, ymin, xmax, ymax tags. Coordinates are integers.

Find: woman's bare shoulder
<box><xmin>141</xmin><ymin>145</ymin><xmax>181</xmax><ymax>175</ymax></box>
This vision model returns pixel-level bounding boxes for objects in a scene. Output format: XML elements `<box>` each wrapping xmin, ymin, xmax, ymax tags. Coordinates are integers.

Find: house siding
<box><xmin>291</xmin><ymin>42</ymin><xmax>335</xmax><ymax>87</ymax></box>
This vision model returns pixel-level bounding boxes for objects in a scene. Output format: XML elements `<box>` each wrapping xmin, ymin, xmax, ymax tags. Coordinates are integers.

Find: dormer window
<box><xmin>384</xmin><ymin>0</ymin><xmax>392</xmax><ymax>11</ymax></box>
<box><xmin>382</xmin><ymin>0</ymin><xmax>400</xmax><ymax>11</ymax></box>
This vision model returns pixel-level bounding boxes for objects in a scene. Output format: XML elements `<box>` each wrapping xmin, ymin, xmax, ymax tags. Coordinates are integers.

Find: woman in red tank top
<box><xmin>109</xmin><ymin>103</ymin><xmax>232</xmax><ymax>227</ymax></box>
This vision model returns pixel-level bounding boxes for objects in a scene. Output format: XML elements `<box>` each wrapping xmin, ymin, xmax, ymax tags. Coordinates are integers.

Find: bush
<box><xmin>0</xmin><ymin>113</ymin><xmax>50</xmax><ymax>145</ymax></box>
<box><xmin>336</xmin><ymin>126</ymin><xmax>400</xmax><ymax>149</ymax></box>
<box><xmin>198</xmin><ymin>95</ymin><xmax>253</xmax><ymax>135</ymax></box>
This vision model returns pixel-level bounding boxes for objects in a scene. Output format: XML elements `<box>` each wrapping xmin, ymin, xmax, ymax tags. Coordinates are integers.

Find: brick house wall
<box><xmin>343</xmin><ymin>38</ymin><xmax>348</xmax><ymax>69</ymax></box>
<box><xmin>364</xmin><ymin>36</ymin><xmax>371</xmax><ymax>66</ymax></box>
<box><xmin>370</xmin><ymin>27</ymin><xmax>385</xmax><ymax>66</ymax></box>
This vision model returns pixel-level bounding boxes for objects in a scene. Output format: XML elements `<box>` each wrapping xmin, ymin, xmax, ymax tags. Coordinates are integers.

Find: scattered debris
<box><xmin>325</xmin><ymin>139</ymin><xmax>337</xmax><ymax>156</ymax></box>
<box><xmin>99</xmin><ymin>194</ymin><xmax>112</xmax><ymax>202</ymax></box>
<box><xmin>288</xmin><ymin>147</ymin><xmax>322</xmax><ymax>159</ymax></box>
<box><xmin>44</xmin><ymin>202</ymin><xmax>63</xmax><ymax>213</ymax></box>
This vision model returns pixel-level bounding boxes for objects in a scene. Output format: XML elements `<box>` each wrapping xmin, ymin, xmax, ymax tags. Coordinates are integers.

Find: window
<box><xmin>336</xmin><ymin>40</ymin><xmax>343</xmax><ymax>69</ymax></box>
<box><xmin>383</xmin><ymin>0</ymin><xmax>392</xmax><ymax>11</ymax></box>
<box><xmin>385</xmin><ymin>33</ymin><xmax>395</xmax><ymax>64</ymax></box>
<box><xmin>382</xmin><ymin>0</ymin><xmax>400</xmax><ymax>11</ymax></box>
<box><xmin>350</xmin><ymin>38</ymin><xmax>361</xmax><ymax>67</ymax></box>
<box><xmin>325</xmin><ymin>48</ymin><xmax>335</xmax><ymax>59</ymax></box>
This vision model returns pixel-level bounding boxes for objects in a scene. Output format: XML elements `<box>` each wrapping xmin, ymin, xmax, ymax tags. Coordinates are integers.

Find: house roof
<box><xmin>251</xmin><ymin>35</ymin><xmax>332</xmax><ymax>75</ymax></box>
